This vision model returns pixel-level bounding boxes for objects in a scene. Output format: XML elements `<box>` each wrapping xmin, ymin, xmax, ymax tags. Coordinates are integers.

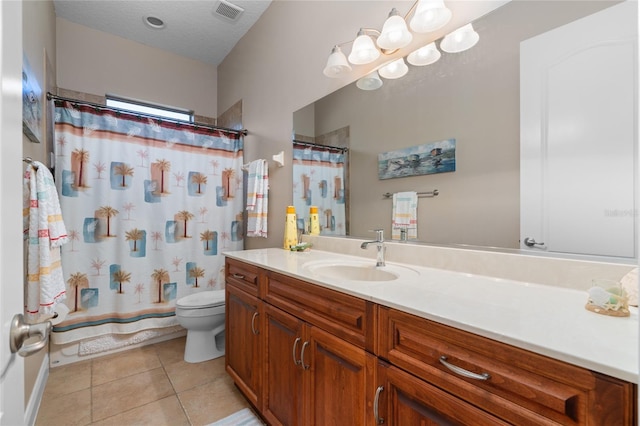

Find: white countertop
<box><xmin>224</xmin><ymin>248</ymin><xmax>639</xmax><ymax>383</ymax></box>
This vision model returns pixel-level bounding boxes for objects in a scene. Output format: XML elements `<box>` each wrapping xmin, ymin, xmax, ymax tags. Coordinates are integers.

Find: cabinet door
<box><xmin>263</xmin><ymin>304</ymin><xmax>305</xmax><ymax>426</ymax></box>
<box><xmin>307</xmin><ymin>326</ymin><xmax>375</xmax><ymax>426</ymax></box>
<box><xmin>225</xmin><ymin>284</ymin><xmax>261</xmax><ymax>407</ymax></box>
<box><xmin>376</xmin><ymin>362</ymin><xmax>509</xmax><ymax>426</ymax></box>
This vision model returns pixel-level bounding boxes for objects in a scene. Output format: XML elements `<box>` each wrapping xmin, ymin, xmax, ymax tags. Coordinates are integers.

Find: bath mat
<box><xmin>207</xmin><ymin>407</ymin><xmax>264</xmax><ymax>426</ymax></box>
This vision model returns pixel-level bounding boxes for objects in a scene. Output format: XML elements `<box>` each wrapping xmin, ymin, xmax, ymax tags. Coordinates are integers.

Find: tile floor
<box><xmin>35</xmin><ymin>336</ymin><xmax>253</xmax><ymax>425</ymax></box>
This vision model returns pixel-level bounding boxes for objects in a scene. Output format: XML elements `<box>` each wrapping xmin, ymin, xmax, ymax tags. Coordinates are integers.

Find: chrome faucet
<box><xmin>361</xmin><ymin>229</ymin><xmax>385</xmax><ymax>267</ymax></box>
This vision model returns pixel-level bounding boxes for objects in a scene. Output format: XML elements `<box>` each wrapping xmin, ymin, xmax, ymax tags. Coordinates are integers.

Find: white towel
<box><xmin>391</xmin><ymin>191</ymin><xmax>418</xmax><ymax>240</ymax></box>
<box><xmin>23</xmin><ymin>161</ymin><xmax>68</xmax><ymax>323</ymax></box>
<box><xmin>246</xmin><ymin>159</ymin><xmax>269</xmax><ymax>238</ymax></box>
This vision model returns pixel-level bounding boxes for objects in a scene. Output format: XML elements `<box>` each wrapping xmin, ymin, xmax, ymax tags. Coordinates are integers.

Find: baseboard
<box><xmin>49</xmin><ymin>329</ymin><xmax>186</xmax><ymax>367</ymax></box>
<box><xmin>24</xmin><ymin>353</ymin><xmax>49</xmax><ymax>426</ymax></box>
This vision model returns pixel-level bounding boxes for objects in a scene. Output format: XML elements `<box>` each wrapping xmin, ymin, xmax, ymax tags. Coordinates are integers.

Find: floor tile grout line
<box><xmin>154</xmin><ymin>341</ymin><xmax>194</xmax><ymax>425</ymax></box>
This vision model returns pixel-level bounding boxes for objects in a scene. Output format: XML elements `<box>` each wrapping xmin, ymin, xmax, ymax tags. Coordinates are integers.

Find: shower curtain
<box><xmin>292</xmin><ymin>142</ymin><xmax>346</xmax><ymax>235</ymax></box>
<box><xmin>51</xmin><ymin>100</ymin><xmax>244</xmax><ymax>346</ymax></box>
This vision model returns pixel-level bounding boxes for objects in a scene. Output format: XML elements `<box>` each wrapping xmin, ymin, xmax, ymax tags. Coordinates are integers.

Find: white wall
<box><xmin>56</xmin><ymin>18</ymin><xmax>217</xmax><ymax>118</ymax></box>
<box><xmin>22</xmin><ymin>0</ymin><xmax>56</xmax><ymax>411</ymax></box>
<box><xmin>217</xmin><ymin>0</ymin><xmax>508</xmax><ymax>249</ymax></box>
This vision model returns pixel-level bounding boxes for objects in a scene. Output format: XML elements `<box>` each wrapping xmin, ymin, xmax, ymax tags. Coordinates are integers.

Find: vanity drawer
<box><xmin>264</xmin><ymin>270</ymin><xmax>375</xmax><ymax>352</ymax></box>
<box><xmin>225</xmin><ymin>258</ymin><xmax>260</xmax><ymax>296</ymax></box>
<box><xmin>378</xmin><ymin>307</ymin><xmax>636</xmax><ymax>425</ymax></box>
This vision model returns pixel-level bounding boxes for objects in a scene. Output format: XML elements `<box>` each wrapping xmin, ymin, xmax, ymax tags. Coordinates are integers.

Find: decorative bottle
<box><xmin>283</xmin><ymin>206</ymin><xmax>298</xmax><ymax>249</ymax></box>
<box><xmin>309</xmin><ymin>206</ymin><xmax>320</xmax><ymax>236</ymax></box>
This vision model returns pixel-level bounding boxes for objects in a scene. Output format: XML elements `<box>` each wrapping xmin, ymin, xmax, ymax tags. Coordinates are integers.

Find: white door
<box><xmin>0</xmin><ymin>1</ymin><xmax>26</xmax><ymax>425</ymax></box>
<box><xmin>520</xmin><ymin>1</ymin><xmax>637</xmax><ymax>259</ymax></box>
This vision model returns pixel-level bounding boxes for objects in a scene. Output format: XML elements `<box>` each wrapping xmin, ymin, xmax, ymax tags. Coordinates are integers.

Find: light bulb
<box><xmin>378</xmin><ymin>58</ymin><xmax>408</xmax><ymax>79</ymax></box>
<box><xmin>323</xmin><ymin>46</ymin><xmax>352</xmax><ymax>78</ymax></box>
<box><xmin>441</xmin><ymin>23</ymin><xmax>480</xmax><ymax>53</ymax></box>
<box><xmin>407</xmin><ymin>42</ymin><xmax>441</xmax><ymax>66</ymax></box>
<box><xmin>410</xmin><ymin>0</ymin><xmax>452</xmax><ymax>33</ymax></box>
<box><xmin>348</xmin><ymin>30</ymin><xmax>380</xmax><ymax>65</ymax></box>
<box><xmin>377</xmin><ymin>9</ymin><xmax>412</xmax><ymax>50</ymax></box>
<box><xmin>356</xmin><ymin>71</ymin><xmax>383</xmax><ymax>90</ymax></box>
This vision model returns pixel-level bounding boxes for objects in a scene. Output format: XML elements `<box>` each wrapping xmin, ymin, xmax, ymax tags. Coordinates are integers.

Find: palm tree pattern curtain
<box><xmin>51</xmin><ymin>101</ymin><xmax>243</xmax><ymax>345</ymax></box>
<box><xmin>292</xmin><ymin>142</ymin><xmax>346</xmax><ymax>235</ymax></box>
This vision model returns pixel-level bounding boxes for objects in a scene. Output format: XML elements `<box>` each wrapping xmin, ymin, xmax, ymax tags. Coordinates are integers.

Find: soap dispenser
<box><xmin>283</xmin><ymin>206</ymin><xmax>298</xmax><ymax>249</ymax></box>
<box><xmin>309</xmin><ymin>206</ymin><xmax>320</xmax><ymax>236</ymax></box>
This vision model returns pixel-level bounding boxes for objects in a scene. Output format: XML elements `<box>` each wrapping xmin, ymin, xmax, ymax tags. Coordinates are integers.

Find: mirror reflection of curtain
<box><xmin>292</xmin><ymin>141</ymin><xmax>346</xmax><ymax>236</ymax></box>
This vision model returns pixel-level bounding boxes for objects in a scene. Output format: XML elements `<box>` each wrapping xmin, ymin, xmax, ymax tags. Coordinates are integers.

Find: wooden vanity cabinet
<box><xmin>263</xmin><ymin>271</ymin><xmax>376</xmax><ymax>426</ymax></box>
<box><xmin>226</xmin><ymin>259</ymin><xmax>376</xmax><ymax>425</ymax></box>
<box><xmin>225</xmin><ymin>259</ymin><xmax>262</xmax><ymax>408</ymax></box>
<box><xmin>375</xmin><ymin>360</ymin><xmax>509</xmax><ymax>425</ymax></box>
<box><xmin>226</xmin><ymin>257</ymin><xmax>636</xmax><ymax>426</ymax></box>
<box><xmin>378</xmin><ymin>306</ymin><xmax>637</xmax><ymax>425</ymax></box>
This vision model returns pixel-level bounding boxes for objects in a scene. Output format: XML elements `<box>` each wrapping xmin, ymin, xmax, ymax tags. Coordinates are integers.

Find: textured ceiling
<box><xmin>53</xmin><ymin>0</ymin><xmax>272</xmax><ymax>66</ymax></box>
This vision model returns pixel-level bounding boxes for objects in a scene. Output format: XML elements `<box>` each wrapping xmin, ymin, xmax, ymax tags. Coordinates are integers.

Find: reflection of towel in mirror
<box><xmin>246</xmin><ymin>159</ymin><xmax>269</xmax><ymax>238</ymax></box>
<box><xmin>391</xmin><ymin>191</ymin><xmax>417</xmax><ymax>240</ymax></box>
<box><xmin>23</xmin><ymin>161</ymin><xmax>69</xmax><ymax>323</ymax></box>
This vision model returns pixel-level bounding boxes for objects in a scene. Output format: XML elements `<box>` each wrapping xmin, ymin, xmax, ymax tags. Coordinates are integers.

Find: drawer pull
<box><xmin>292</xmin><ymin>337</ymin><xmax>302</xmax><ymax>366</ymax></box>
<box><xmin>374</xmin><ymin>385</ymin><xmax>385</xmax><ymax>424</ymax></box>
<box><xmin>439</xmin><ymin>356</ymin><xmax>491</xmax><ymax>381</ymax></box>
<box><xmin>300</xmin><ymin>341</ymin><xmax>310</xmax><ymax>370</ymax></box>
<box><xmin>251</xmin><ymin>312</ymin><xmax>259</xmax><ymax>335</ymax></box>
<box><xmin>232</xmin><ymin>273</ymin><xmax>245</xmax><ymax>279</ymax></box>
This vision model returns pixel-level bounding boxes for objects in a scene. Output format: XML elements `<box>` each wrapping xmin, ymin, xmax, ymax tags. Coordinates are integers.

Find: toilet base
<box><xmin>184</xmin><ymin>325</ymin><xmax>225</xmax><ymax>363</ymax></box>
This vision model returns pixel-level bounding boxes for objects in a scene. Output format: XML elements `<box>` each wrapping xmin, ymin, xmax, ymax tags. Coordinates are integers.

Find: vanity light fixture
<box><xmin>348</xmin><ymin>29</ymin><xmax>382</xmax><ymax>65</ymax></box>
<box><xmin>378</xmin><ymin>58</ymin><xmax>409</xmax><ymax>79</ymax></box>
<box><xmin>323</xmin><ymin>46</ymin><xmax>352</xmax><ymax>77</ymax></box>
<box><xmin>377</xmin><ymin>8</ymin><xmax>413</xmax><ymax>50</ymax></box>
<box><xmin>323</xmin><ymin>0</ymin><xmax>479</xmax><ymax>90</ymax></box>
<box><xmin>407</xmin><ymin>42</ymin><xmax>441</xmax><ymax>66</ymax></box>
<box><xmin>323</xmin><ymin>0</ymin><xmax>451</xmax><ymax>75</ymax></box>
<box><xmin>440</xmin><ymin>23</ymin><xmax>480</xmax><ymax>53</ymax></box>
<box><xmin>410</xmin><ymin>0</ymin><xmax>452</xmax><ymax>33</ymax></box>
<box><xmin>356</xmin><ymin>71</ymin><xmax>384</xmax><ymax>90</ymax></box>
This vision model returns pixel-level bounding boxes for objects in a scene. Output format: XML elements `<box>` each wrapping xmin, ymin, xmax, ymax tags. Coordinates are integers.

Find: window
<box><xmin>105</xmin><ymin>95</ymin><xmax>194</xmax><ymax>122</ymax></box>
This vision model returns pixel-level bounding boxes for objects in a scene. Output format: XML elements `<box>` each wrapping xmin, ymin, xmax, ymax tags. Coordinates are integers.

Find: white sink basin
<box><xmin>302</xmin><ymin>260</ymin><xmax>420</xmax><ymax>282</ymax></box>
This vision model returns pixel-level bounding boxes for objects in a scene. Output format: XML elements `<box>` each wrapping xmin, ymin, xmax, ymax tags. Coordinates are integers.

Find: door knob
<box><xmin>9</xmin><ymin>314</ymin><xmax>51</xmax><ymax>357</ymax></box>
<box><xmin>523</xmin><ymin>237</ymin><xmax>545</xmax><ymax>248</ymax></box>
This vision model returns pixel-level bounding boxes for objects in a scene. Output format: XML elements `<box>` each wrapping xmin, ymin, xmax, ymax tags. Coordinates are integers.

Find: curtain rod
<box><xmin>292</xmin><ymin>139</ymin><xmax>348</xmax><ymax>152</ymax></box>
<box><xmin>46</xmin><ymin>92</ymin><xmax>248</xmax><ymax>136</ymax></box>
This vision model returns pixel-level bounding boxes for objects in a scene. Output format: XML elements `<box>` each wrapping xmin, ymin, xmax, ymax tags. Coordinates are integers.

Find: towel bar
<box><xmin>383</xmin><ymin>190</ymin><xmax>439</xmax><ymax>199</ymax></box>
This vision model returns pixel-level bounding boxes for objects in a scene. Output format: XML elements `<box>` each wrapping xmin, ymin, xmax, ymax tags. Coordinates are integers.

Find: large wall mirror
<box><xmin>293</xmin><ymin>0</ymin><xmax>636</xmax><ymax>260</ymax></box>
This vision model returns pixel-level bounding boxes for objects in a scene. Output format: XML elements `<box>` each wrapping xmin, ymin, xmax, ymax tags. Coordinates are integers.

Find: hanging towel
<box><xmin>23</xmin><ymin>161</ymin><xmax>68</xmax><ymax>323</ymax></box>
<box><xmin>391</xmin><ymin>191</ymin><xmax>418</xmax><ymax>240</ymax></box>
<box><xmin>246</xmin><ymin>159</ymin><xmax>269</xmax><ymax>238</ymax></box>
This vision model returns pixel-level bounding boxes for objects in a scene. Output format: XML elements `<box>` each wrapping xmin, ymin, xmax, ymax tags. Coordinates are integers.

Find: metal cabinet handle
<box><xmin>374</xmin><ymin>385</ymin><xmax>385</xmax><ymax>424</ymax></box>
<box><xmin>300</xmin><ymin>341</ymin><xmax>310</xmax><ymax>370</ymax></box>
<box><xmin>439</xmin><ymin>356</ymin><xmax>490</xmax><ymax>381</ymax></box>
<box><xmin>232</xmin><ymin>273</ymin><xmax>245</xmax><ymax>279</ymax></box>
<box><xmin>250</xmin><ymin>312</ymin><xmax>259</xmax><ymax>335</ymax></box>
<box><xmin>9</xmin><ymin>314</ymin><xmax>51</xmax><ymax>357</ymax></box>
<box><xmin>523</xmin><ymin>237</ymin><xmax>545</xmax><ymax>248</ymax></box>
<box><xmin>292</xmin><ymin>337</ymin><xmax>302</xmax><ymax>366</ymax></box>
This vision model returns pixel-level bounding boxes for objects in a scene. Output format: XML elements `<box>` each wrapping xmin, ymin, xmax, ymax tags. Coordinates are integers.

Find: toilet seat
<box><xmin>176</xmin><ymin>290</ymin><xmax>225</xmax><ymax>309</ymax></box>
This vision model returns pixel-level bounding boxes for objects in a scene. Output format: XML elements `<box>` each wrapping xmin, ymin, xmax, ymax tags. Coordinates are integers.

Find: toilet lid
<box><xmin>176</xmin><ymin>290</ymin><xmax>225</xmax><ymax>308</ymax></box>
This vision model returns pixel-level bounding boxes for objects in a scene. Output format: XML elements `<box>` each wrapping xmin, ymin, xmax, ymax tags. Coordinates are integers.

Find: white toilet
<box><xmin>175</xmin><ymin>290</ymin><xmax>226</xmax><ymax>363</ymax></box>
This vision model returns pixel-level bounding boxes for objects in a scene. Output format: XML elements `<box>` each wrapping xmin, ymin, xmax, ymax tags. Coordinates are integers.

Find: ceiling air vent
<box><xmin>213</xmin><ymin>0</ymin><xmax>245</xmax><ymax>22</ymax></box>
